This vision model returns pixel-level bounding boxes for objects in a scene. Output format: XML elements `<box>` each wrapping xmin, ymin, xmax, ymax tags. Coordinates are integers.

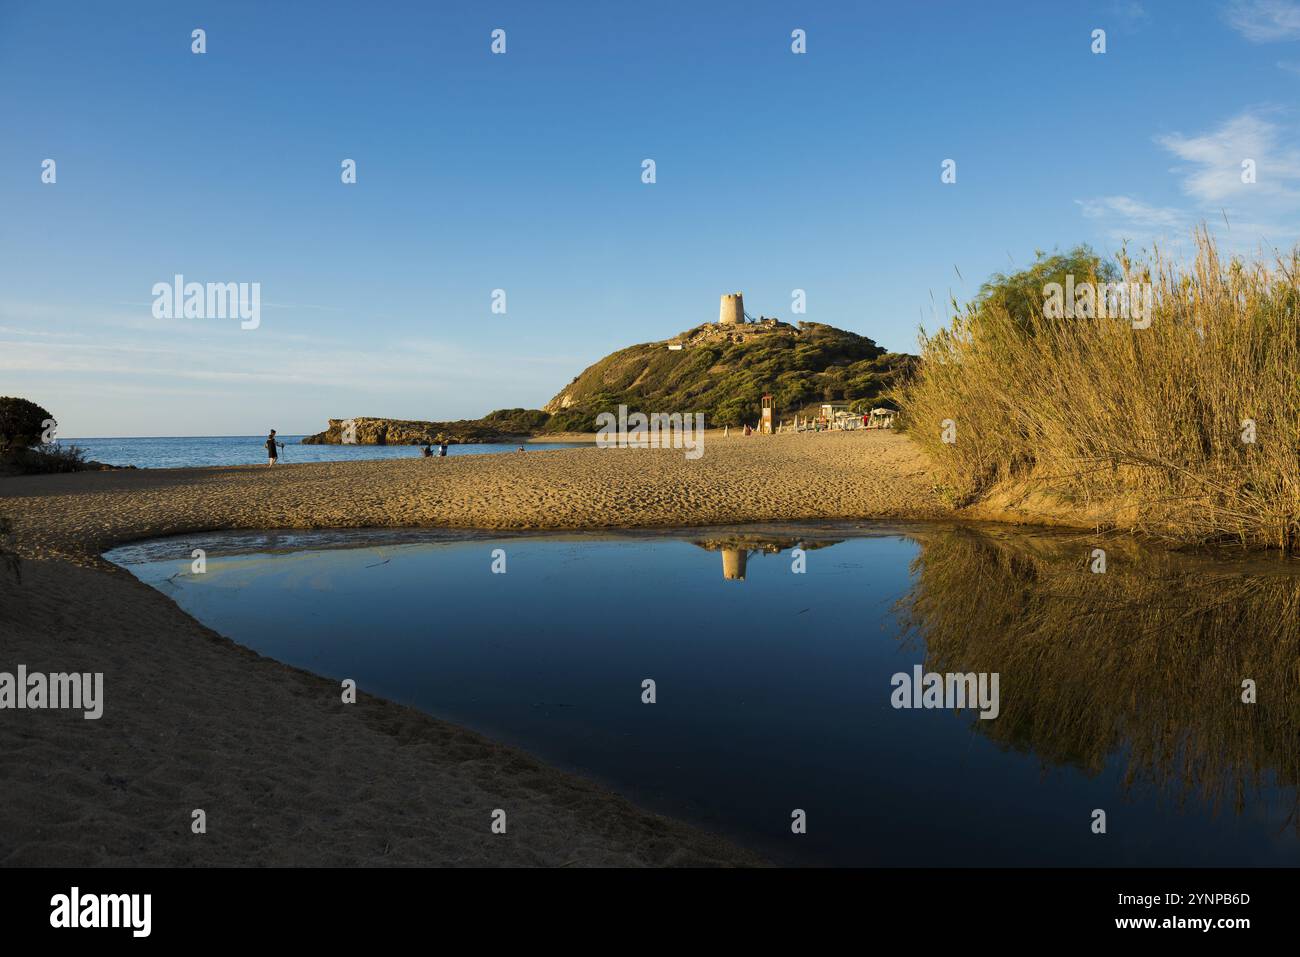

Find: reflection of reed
<box><xmin>899</xmin><ymin>527</ymin><xmax>1300</xmax><ymax>827</ymax></box>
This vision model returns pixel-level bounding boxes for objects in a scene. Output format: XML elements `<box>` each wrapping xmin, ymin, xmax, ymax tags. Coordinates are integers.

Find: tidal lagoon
<box><xmin>112</xmin><ymin>523</ymin><xmax>1300</xmax><ymax>867</ymax></box>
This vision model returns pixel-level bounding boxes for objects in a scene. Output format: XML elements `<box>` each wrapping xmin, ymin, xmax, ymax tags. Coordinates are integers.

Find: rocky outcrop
<box><xmin>302</xmin><ymin>414</ymin><xmax>545</xmax><ymax>446</ymax></box>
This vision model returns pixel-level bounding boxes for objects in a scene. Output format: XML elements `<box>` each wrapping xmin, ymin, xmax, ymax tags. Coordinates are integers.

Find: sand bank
<box><xmin>3</xmin><ymin>431</ymin><xmax>950</xmax><ymax>565</ymax></box>
<box><xmin>0</xmin><ymin>431</ymin><xmax>947</xmax><ymax>867</ymax></box>
<box><xmin>0</xmin><ymin>558</ymin><xmax>765</xmax><ymax>866</ymax></box>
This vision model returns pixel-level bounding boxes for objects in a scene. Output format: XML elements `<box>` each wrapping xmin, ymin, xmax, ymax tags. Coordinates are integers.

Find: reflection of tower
<box><xmin>722</xmin><ymin>547</ymin><xmax>748</xmax><ymax>581</ymax></box>
<box><xmin>719</xmin><ymin>292</ymin><xmax>744</xmax><ymax>326</ymax></box>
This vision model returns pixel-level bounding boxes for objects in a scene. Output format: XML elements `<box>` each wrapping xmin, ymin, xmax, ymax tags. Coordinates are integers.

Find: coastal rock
<box><xmin>301</xmin><ymin>415</ymin><xmax>540</xmax><ymax>446</ymax></box>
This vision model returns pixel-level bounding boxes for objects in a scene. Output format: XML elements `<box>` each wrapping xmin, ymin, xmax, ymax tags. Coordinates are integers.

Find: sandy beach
<box><xmin>5</xmin><ymin>431</ymin><xmax>949</xmax><ymax>564</ymax></box>
<box><xmin>0</xmin><ymin>431</ymin><xmax>949</xmax><ymax>867</ymax></box>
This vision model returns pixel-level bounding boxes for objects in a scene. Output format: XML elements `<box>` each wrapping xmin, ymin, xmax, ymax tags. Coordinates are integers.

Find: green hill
<box><xmin>303</xmin><ymin>319</ymin><xmax>915</xmax><ymax>443</ymax></box>
<box><xmin>541</xmin><ymin>319</ymin><xmax>913</xmax><ymax>430</ymax></box>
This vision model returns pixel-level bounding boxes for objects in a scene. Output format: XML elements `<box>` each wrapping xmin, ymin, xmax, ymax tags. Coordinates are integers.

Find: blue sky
<box><xmin>3</xmin><ymin>0</ymin><xmax>1300</xmax><ymax>436</ymax></box>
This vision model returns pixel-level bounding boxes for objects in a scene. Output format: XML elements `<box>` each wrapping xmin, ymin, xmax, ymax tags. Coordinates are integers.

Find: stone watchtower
<box><xmin>721</xmin><ymin>547</ymin><xmax>748</xmax><ymax>581</ymax></box>
<box><xmin>719</xmin><ymin>292</ymin><xmax>744</xmax><ymax>326</ymax></box>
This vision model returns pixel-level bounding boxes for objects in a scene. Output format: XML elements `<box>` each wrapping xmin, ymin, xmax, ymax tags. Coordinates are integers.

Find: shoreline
<box><xmin>1</xmin><ymin>556</ymin><xmax>766</xmax><ymax>867</ymax></box>
<box><xmin>0</xmin><ymin>432</ymin><xmax>1053</xmax><ymax>867</ymax></box>
<box><xmin>2</xmin><ymin>431</ymin><xmax>961</xmax><ymax>565</ymax></box>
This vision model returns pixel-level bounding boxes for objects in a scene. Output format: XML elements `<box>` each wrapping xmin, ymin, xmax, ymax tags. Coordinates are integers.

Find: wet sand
<box><xmin>0</xmin><ymin>431</ymin><xmax>946</xmax><ymax>866</ymax></box>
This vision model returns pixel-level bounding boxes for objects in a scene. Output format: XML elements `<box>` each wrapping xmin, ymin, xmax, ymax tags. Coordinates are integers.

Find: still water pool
<box><xmin>110</xmin><ymin>523</ymin><xmax>1300</xmax><ymax>866</ymax></box>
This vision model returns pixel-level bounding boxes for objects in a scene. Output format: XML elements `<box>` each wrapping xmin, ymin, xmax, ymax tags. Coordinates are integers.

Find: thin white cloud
<box><xmin>1076</xmin><ymin>109</ymin><xmax>1300</xmax><ymax>251</ymax></box>
<box><xmin>1225</xmin><ymin>0</ymin><xmax>1300</xmax><ymax>41</ymax></box>
<box><xmin>259</xmin><ymin>301</ymin><xmax>349</xmax><ymax>312</ymax></box>
<box><xmin>1076</xmin><ymin>196</ymin><xmax>1185</xmax><ymax>228</ymax></box>
<box><xmin>0</xmin><ymin>298</ymin><xmax>572</xmax><ymax>413</ymax></box>
<box><xmin>0</xmin><ymin>324</ymin><xmax>88</xmax><ymax>340</ymax></box>
<box><xmin>1112</xmin><ymin>1</ymin><xmax>1150</xmax><ymax>27</ymax></box>
<box><xmin>1157</xmin><ymin>110</ymin><xmax>1300</xmax><ymax>203</ymax></box>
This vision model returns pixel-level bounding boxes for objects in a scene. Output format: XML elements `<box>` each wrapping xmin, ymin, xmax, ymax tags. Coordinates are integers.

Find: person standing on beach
<box><xmin>439</xmin><ymin>439</ymin><xmax>448</xmax><ymax>457</ymax></box>
<box><xmin>266</xmin><ymin>430</ymin><xmax>281</xmax><ymax>465</ymax></box>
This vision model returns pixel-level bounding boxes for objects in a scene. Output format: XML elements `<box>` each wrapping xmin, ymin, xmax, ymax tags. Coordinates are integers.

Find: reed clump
<box><xmin>900</xmin><ymin>231</ymin><xmax>1300</xmax><ymax>549</ymax></box>
<box><xmin>898</xmin><ymin>527</ymin><xmax>1300</xmax><ymax>823</ymax></box>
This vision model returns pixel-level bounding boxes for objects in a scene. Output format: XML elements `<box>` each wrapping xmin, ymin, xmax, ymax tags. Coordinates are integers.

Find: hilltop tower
<box><xmin>719</xmin><ymin>292</ymin><xmax>744</xmax><ymax>326</ymax></box>
<box><xmin>721</xmin><ymin>547</ymin><xmax>748</xmax><ymax>581</ymax></box>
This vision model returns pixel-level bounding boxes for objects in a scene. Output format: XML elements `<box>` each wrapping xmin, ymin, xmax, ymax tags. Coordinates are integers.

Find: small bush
<box><xmin>1</xmin><ymin>443</ymin><xmax>89</xmax><ymax>475</ymax></box>
<box><xmin>0</xmin><ymin>515</ymin><xmax>20</xmax><ymax>583</ymax></box>
<box><xmin>0</xmin><ymin>397</ymin><xmax>53</xmax><ymax>452</ymax></box>
<box><xmin>480</xmin><ymin>408</ymin><xmax>552</xmax><ymax>433</ymax></box>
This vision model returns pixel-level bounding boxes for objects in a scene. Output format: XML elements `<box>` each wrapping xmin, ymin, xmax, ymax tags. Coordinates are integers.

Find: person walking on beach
<box><xmin>266</xmin><ymin>430</ymin><xmax>283</xmax><ymax>465</ymax></box>
<box><xmin>438</xmin><ymin>439</ymin><xmax>448</xmax><ymax>457</ymax></box>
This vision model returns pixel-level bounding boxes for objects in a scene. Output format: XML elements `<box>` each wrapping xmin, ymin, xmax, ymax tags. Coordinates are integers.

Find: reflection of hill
<box><xmin>899</xmin><ymin>527</ymin><xmax>1300</xmax><ymax>825</ymax></box>
<box><xmin>692</xmin><ymin>537</ymin><xmax>842</xmax><ymax>581</ymax></box>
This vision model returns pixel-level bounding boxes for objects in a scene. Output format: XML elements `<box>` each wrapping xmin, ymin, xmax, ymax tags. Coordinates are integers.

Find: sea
<box><xmin>61</xmin><ymin>435</ymin><xmax>585</xmax><ymax>470</ymax></box>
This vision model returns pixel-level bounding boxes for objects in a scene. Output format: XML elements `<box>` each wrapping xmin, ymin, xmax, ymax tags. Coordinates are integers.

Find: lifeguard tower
<box><xmin>760</xmin><ymin>394</ymin><xmax>774</xmax><ymax>435</ymax></box>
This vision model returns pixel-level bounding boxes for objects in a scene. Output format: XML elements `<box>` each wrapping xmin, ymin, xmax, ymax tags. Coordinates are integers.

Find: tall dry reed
<box><xmin>900</xmin><ymin>231</ymin><xmax>1300</xmax><ymax>549</ymax></box>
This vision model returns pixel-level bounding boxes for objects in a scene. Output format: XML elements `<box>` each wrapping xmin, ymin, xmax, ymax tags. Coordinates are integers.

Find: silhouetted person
<box><xmin>266</xmin><ymin>430</ymin><xmax>283</xmax><ymax>465</ymax></box>
<box><xmin>421</xmin><ymin>444</ymin><xmax>433</xmax><ymax>457</ymax></box>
